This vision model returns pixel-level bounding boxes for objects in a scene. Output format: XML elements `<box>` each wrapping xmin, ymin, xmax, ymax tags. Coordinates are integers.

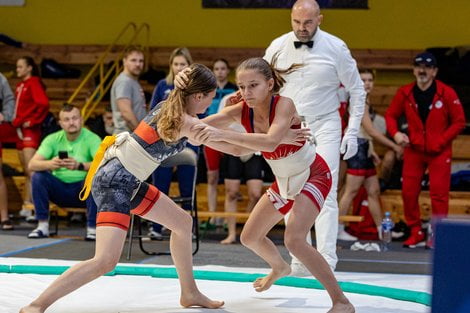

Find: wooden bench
<box><xmin>0</xmin><ymin>44</ymin><xmax>420</xmax><ymax>71</ymax></box>
<box><xmin>197</xmin><ymin>211</ymin><xmax>364</xmax><ymax>223</ymax></box>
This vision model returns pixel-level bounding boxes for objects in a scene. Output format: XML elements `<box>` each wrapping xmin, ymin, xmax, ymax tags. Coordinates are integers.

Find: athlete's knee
<box><xmin>174</xmin><ymin>212</ymin><xmax>193</xmax><ymax>235</ymax></box>
<box><xmin>284</xmin><ymin>230</ymin><xmax>305</xmax><ymax>255</ymax></box>
<box><xmin>207</xmin><ymin>173</ymin><xmax>219</xmax><ymax>185</ymax></box>
<box><xmin>240</xmin><ymin>229</ymin><xmax>258</xmax><ymax>248</ymax></box>
<box><xmin>248</xmin><ymin>190</ymin><xmax>262</xmax><ymax>202</ymax></box>
<box><xmin>92</xmin><ymin>255</ymin><xmax>119</xmax><ymax>274</ymax></box>
<box><xmin>225</xmin><ymin>189</ymin><xmax>239</xmax><ymax>202</ymax></box>
<box><xmin>366</xmin><ymin>184</ymin><xmax>380</xmax><ymax>198</ymax></box>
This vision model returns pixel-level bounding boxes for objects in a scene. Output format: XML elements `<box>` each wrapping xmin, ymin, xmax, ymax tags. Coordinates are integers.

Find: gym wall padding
<box><xmin>1</xmin><ymin>0</ymin><xmax>469</xmax><ymax>49</ymax></box>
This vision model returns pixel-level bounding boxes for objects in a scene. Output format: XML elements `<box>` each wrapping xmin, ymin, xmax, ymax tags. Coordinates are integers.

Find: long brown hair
<box><xmin>154</xmin><ymin>63</ymin><xmax>216</xmax><ymax>142</ymax></box>
<box><xmin>236</xmin><ymin>53</ymin><xmax>302</xmax><ymax>93</ymax></box>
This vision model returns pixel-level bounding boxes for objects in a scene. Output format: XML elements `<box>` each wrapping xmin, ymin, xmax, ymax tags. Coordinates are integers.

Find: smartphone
<box><xmin>58</xmin><ymin>151</ymin><xmax>68</xmax><ymax>159</ymax></box>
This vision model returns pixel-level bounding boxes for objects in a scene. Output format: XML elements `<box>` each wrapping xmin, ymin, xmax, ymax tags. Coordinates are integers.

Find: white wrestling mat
<box><xmin>0</xmin><ymin>257</ymin><xmax>431</xmax><ymax>313</ymax></box>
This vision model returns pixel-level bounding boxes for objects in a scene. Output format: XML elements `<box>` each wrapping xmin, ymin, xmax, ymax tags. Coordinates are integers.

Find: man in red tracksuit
<box><xmin>385</xmin><ymin>52</ymin><xmax>466</xmax><ymax>249</ymax></box>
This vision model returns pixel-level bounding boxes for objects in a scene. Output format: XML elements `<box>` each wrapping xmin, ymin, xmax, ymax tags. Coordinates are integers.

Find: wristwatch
<box><xmin>77</xmin><ymin>163</ymin><xmax>85</xmax><ymax>171</ymax></box>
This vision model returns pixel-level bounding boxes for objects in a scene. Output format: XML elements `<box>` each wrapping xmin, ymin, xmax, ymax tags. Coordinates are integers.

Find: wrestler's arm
<box><xmin>182</xmin><ymin>115</ymin><xmax>257</xmax><ymax>156</ymax></box>
<box><xmin>211</xmin><ymin>97</ymin><xmax>300</xmax><ymax>152</ymax></box>
<box><xmin>201</xmin><ymin>102</ymin><xmax>243</xmax><ymax>128</ymax></box>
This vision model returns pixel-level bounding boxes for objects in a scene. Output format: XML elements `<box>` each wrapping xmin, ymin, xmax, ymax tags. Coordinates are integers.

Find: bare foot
<box><xmin>19</xmin><ymin>305</ymin><xmax>43</xmax><ymax>313</ymax></box>
<box><xmin>180</xmin><ymin>291</ymin><xmax>224</xmax><ymax>309</ymax></box>
<box><xmin>220</xmin><ymin>236</ymin><xmax>236</xmax><ymax>245</ymax></box>
<box><xmin>253</xmin><ymin>262</ymin><xmax>291</xmax><ymax>292</ymax></box>
<box><xmin>327</xmin><ymin>300</ymin><xmax>355</xmax><ymax>313</ymax></box>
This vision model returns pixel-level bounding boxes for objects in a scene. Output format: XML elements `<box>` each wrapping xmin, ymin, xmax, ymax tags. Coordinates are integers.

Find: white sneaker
<box><xmin>364</xmin><ymin>242</ymin><xmax>381</xmax><ymax>252</ymax></box>
<box><xmin>19</xmin><ymin>208</ymin><xmax>33</xmax><ymax>217</ymax></box>
<box><xmin>85</xmin><ymin>227</ymin><xmax>96</xmax><ymax>241</ymax></box>
<box><xmin>337</xmin><ymin>225</ymin><xmax>358</xmax><ymax>241</ymax></box>
<box><xmin>289</xmin><ymin>263</ymin><xmax>311</xmax><ymax>277</ymax></box>
<box><xmin>147</xmin><ymin>229</ymin><xmax>163</xmax><ymax>240</ymax></box>
<box><xmin>350</xmin><ymin>241</ymin><xmax>366</xmax><ymax>251</ymax></box>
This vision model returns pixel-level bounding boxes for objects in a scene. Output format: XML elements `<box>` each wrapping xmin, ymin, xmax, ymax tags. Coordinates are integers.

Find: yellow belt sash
<box><xmin>79</xmin><ymin>135</ymin><xmax>116</xmax><ymax>201</ymax></box>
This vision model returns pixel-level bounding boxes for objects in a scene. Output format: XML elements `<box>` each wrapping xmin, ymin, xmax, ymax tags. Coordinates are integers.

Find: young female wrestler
<box><xmin>338</xmin><ymin>69</ymin><xmax>403</xmax><ymax>241</ymax></box>
<box><xmin>14</xmin><ymin>57</ymin><xmax>49</xmax><ymax>210</ymax></box>
<box><xmin>192</xmin><ymin>58</ymin><xmax>355</xmax><ymax>312</ymax></box>
<box><xmin>19</xmin><ymin>64</ymin><xmax>248</xmax><ymax>313</ymax></box>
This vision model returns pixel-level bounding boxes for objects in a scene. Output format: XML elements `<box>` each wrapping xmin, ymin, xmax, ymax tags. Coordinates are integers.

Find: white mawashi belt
<box><xmin>265</xmin><ymin>143</ymin><xmax>316</xmax><ymax>200</ymax></box>
<box><xmin>104</xmin><ymin>132</ymin><xmax>160</xmax><ymax>181</ymax></box>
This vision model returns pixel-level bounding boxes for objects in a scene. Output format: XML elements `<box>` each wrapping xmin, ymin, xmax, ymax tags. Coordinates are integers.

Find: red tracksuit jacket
<box><xmin>13</xmin><ymin>76</ymin><xmax>49</xmax><ymax>128</ymax></box>
<box><xmin>385</xmin><ymin>80</ymin><xmax>466</xmax><ymax>155</ymax></box>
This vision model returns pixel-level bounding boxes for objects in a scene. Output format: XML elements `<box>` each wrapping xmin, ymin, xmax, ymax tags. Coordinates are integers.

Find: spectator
<box><xmin>86</xmin><ymin>105</ymin><xmax>115</xmax><ymax>139</ymax></box>
<box><xmin>149</xmin><ymin>47</ymin><xmax>196</xmax><ymax>239</ymax></box>
<box><xmin>13</xmin><ymin>56</ymin><xmax>50</xmax><ymax>215</ymax></box>
<box><xmin>263</xmin><ymin>0</ymin><xmax>365</xmax><ymax>273</ymax></box>
<box><xmin>0</xmin><ymin>72</ymin><xmax>15</xmax><ymax>230</ymax></box>
<box><xmin>110</xmin><ymin>46</ymin><xmax>147</xmax><ymax>134</ymax></box>
<box><xmin>202</xmin><ymin>59</ymin><xmax>238</xmax><ymax>228</ymax></box>
<box><xmin>338</xmin><ymin>69</ymin><xmax>403</xmax><ymax>241</ymax></box>
<box><xmin>220</xmin><ymin>152</ymin><xmax>264</xmax><ymax>244</ymax></box>
<box><xmin>27</xmin><ymin>104</ymin><xmax>101</xmax><ymax>240</ymax></box>
<box><xmin>385</xmin><ymin>52</ymin><xmax>466</xmax><ymax>249</ymax></box>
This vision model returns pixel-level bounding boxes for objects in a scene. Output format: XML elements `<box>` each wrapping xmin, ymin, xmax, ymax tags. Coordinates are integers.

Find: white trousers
<box><xmin>285</xmin><ymin>111</ymin><xmax>341</xmax><ymax>270</ymax></box>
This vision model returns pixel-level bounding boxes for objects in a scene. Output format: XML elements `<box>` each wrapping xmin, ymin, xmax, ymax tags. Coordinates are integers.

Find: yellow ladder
<box><xmin>67</xmin><ymin>22</ymin><xmax>150</xmax><ymax>123</ymax></box>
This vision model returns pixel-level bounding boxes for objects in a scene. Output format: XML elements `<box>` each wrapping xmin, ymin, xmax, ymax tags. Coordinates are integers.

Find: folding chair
<box><xmin>126</xmin><ymin>147</ymin><xmax>200</xmax><ymax>259</ymax></box>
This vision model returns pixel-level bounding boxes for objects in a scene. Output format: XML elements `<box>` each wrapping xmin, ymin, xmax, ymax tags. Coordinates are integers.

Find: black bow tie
<box><xmin>294</xmin><ymin>41</ymin><xmax>313</xmax><ymax>49</ymax></box>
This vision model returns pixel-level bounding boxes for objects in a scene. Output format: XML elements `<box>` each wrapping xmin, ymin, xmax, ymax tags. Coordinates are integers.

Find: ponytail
<box><xmin>155</xmin><ymin>89</ymin><xmax>185</xmax><ymax>142</ymax></box>
<box><xmin>236</xmin><ymin>54</ymin><xmax>302</xmax><ymax>94</ymax></box>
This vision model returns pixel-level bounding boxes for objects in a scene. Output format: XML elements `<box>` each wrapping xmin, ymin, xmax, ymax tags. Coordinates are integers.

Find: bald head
<box><xmin>291</xmin><ymin>0</ymin><xmax>323</xmax><ymax>42</ymax></box>
<box><xmin>292</xmin><ymin>0</ymin><xmax>320</xmax><ymax>14</ymax></box>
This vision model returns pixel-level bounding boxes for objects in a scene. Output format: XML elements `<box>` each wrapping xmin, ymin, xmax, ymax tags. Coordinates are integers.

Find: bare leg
<box><xmin>338</xmin><ymin>174</ymin><xmax>365</xmax><ymax>225</ymax></box>
<box><xmin>19</xmin><ymin>147</ymin><xmax>36</xmax><ymax>203</ymax></box>
<box><xmin>240</xmin><ymin>195</ymin><xmax>291</xmax><ymax>292</ymax></box>
<box><xmin>20</xmin><ymin>227</ymin><xmax>127</xmax><ymax>313</ymax></box>
<box><xmin>245</xmin><ymin>178</ymin><xmax>263</xmax><ymax>212</ymax></box>
<box><xmin>285</xmin><ymin>194</ymin><xmax>354</xmax><ymax>313</ymax></box>
<box><xmin>379</xmin><ymin>150</ymin><xmax>396</xmax><ymax>183</ymax></box>
<box><xmin>363</xmin><ymin>175</ymin><xmax>383</xmax><ymax>228</ymax></box>
<box><xmin>141</xmin><ymin>192</ymin><xmax>223</xmax><ymax>308</ymax></box>
<box><xmin>337</xmin><ymin>160</ymin><xmax>348</xmax><ymax>200</ymax></box>
<box><xmin>221</xmin><ymin>178</ymin><xmax>240</xmax><ymax>244</ymax></box>
<box><xmin>206</xmin><ymin>169</ymin><xmax>219</xmax><ymax>215</ymax></box>
<box><xmin>0</xmin><ymin>159</ymin><xmax>9</xmax><ymax>222</ymax></box>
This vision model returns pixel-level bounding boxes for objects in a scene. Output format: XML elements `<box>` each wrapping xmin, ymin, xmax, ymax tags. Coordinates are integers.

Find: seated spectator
<box><xmin>0</xmin><ymin>72</ymin><xmax>15</xmax><ymax>230</ymax></box>
<box><xmin>86</xmin><ymin>105</ymin><xmax>115</xmax><ymax>139</ymax></box>
<box><xmin>27</xmin><ymin>104</ymin><xmax>101</xmax><ymax>240</ymax></box>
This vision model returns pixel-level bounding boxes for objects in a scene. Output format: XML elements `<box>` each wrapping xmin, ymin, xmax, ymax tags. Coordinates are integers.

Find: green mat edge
<box><xmin>1</xmin><ymin>264</ymin><xmax>431</xmax><ymax>306</ymax></box>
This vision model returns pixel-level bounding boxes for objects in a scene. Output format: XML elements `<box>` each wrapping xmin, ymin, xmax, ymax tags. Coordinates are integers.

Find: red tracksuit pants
<box><xmin>401</xmin><ymin>147</ymin><xmax>452</xmax><ymax>229</ymax></box>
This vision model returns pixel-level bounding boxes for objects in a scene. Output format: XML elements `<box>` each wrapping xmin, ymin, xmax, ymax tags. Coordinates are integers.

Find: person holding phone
<box><xmin>26</xmin><ymin>104</ymin><xmax>101</xmax><ymax>240</ymax></box>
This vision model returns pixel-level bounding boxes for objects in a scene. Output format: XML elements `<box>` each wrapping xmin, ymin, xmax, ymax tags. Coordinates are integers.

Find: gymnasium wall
<box><xmin>1</xmin><ymin>0</ymin><xmax>469</xmax><ymax>49</ymax></box>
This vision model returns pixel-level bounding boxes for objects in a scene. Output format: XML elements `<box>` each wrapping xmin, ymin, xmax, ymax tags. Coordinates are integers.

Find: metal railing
<box><xmin>68</xmin><ymin>22</ymin><xmax>150</xmax><ymax>123</ymax></box>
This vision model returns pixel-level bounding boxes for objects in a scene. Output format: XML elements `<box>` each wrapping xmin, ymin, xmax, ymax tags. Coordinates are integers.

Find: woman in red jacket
<box><xmin>14</xmin><ymin>56</ymin><xmax>49</xmax><ymax>208</ymax></box>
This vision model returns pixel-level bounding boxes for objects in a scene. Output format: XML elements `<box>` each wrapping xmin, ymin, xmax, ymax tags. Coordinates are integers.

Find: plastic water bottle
<box><xmin>381</xmin><ymin>212</ymin><xmax>394</xmax><ymax>251</ymax></box>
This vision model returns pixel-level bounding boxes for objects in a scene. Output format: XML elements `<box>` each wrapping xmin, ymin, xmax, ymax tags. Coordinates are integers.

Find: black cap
<box><xmin>414</xmin><ymin>52</ymin><xmax>437</xmax><ymax>67</ymax></box>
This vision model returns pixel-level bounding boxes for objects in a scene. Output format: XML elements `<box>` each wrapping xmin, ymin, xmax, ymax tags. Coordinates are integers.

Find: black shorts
<box><xmin>346</xmin><ymin>138</ymin><xmax>376</xmax><ymax>177</ymax></box>
<box><xmin>221</xmin><ymin>154</ymin><xmax>264</xmax><ymax>181</ymax></box>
